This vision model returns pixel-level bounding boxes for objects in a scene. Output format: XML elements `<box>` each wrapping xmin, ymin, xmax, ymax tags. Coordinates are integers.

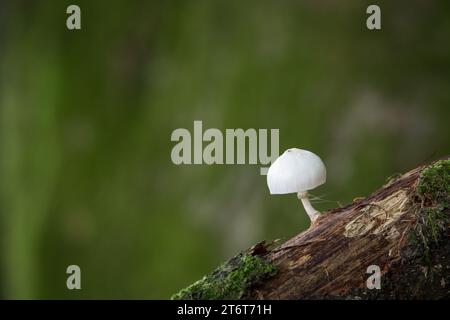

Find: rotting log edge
<box><xmin>172</xmin><ymin>158</ymin><xmax>450</xmax><ymax>300</ymax></box>
<box><xmin>244</xmin><ymin>157</ymin><xmax>450</xmax><ymax>299</ymax></box>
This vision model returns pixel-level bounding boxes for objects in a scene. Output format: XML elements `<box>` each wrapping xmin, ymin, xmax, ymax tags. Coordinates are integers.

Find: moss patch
<box><xmin>415</xmin><ymin>159</ymin><xmax>450</xmax><ymax>243</ymax></box>
<box><xmin>417</xmin><ymin>159</ymin><xmax>450</xmax><ymax>208</ymax></box>
<box><xmin>412</xmin><ymin>159</ymin><xmax>450</xmax><ymax>275</ymax></box>
<box><xmin>171</xmin><ymin>253</ymin><xmax>277</xmax><ymax>300</ymax></box>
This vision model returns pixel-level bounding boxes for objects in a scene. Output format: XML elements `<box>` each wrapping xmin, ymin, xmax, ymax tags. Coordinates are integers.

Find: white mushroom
<box><xmin>267</xmin><ymin>148</ymin><xmax>326</xmax><ymax>224</ymax></box>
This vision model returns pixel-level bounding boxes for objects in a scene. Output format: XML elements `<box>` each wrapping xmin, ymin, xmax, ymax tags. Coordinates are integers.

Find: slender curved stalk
<box><xmin>297</xmin><ymin>191</ymin><xmax>320</xmax><ymax>223</ymax></box>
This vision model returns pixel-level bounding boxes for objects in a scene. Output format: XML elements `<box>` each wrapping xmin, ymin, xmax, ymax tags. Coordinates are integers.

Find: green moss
<box><xmin>171</xmin><ymin>253</ymin><xmax>277</xmax><ymax>300</ymax></box>
<box><xmin>424</xmin><ymin>208</ymin><xmax>447</xmax><ymax>243</ymax></box>
<box><xmin>415</xmin><ymin>159</ymin><xmax>450</xmax><ymax>244</ymax></box>
<box><xmin>412</xmin><ymin>159</ymin><xmax>450</xmax><ymax>277</ymax></box>
<box><xmin>417</xmin><ymin>159</ymin><xmax>450</xmax><ymax>208</ymax></box>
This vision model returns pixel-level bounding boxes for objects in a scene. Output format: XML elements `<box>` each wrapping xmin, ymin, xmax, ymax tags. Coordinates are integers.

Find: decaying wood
<box><xmin>243</xmin><ymin>158</ymin><xmax>450</xmax><ymax>299</ymax></box>
<box><xmin>173</xmin><ymin>158</ymin><xmax>449</xmax><ymax>300</ymax></box>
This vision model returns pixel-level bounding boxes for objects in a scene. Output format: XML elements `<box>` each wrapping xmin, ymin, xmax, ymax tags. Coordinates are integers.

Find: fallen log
<box><xmin>172</xmin><ymin>158</ymin><xmax>450</xmax><ymax>300</ymax></box>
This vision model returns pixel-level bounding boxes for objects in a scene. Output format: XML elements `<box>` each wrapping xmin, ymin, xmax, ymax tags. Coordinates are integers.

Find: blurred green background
<box><xmin>0</xmin><ymin>0</ymin><xmax>449</xmax><ymax>299</ymax></box>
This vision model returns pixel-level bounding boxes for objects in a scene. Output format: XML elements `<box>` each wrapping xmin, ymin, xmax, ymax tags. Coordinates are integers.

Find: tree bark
<box><xmin>173</xmin><ymin>158</ymin><xmax>450</xmax><ymax>300</ymax></box>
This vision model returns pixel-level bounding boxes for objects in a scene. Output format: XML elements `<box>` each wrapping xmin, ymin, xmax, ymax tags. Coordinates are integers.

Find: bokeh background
<box><xmin>0</xmin><ymin>0</ymin><xmax>449</xmax><ymax>299</ymax></box>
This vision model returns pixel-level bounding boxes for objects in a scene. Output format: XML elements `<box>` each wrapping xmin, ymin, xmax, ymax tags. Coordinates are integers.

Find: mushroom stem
<box><xmin>297</xmin><ymin>191</ymin><xmax>320</xmax><ymax>223</ymax></box>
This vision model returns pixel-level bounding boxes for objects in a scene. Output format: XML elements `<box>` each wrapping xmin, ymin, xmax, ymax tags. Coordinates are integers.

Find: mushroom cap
<box><xmin>267</xmin><ymin>148</ymin><xmax>326</xmax><ymax>194</ymax></box>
